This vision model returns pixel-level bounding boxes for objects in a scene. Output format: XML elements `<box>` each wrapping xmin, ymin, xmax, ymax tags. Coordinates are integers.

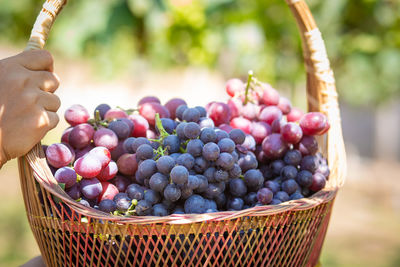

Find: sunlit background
<box><xmin>0</xmin><ymin>0</ymin><xmax>400</xmax><ymax>266</ymax></box>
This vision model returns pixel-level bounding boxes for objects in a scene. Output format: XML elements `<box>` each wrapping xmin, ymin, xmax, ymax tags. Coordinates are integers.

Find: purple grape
<box><xmin>282</xmin><ymin>180</ymin><xmax>299</xmax><ymax>195</ymax></box>
<box><xmin>144</xmin><ymin>189</ymin><xmax>161</xmax><ymax>205</ymax></box>
<box><xmin>202</xmin><ymin>143</ymin><xmax>220</xmax><ymax>161</ymax></box>
<box><xmin>281</xmin><ymin>165</ymin><xmax>298</xmax><ymax>181</ymax></box>
<box><xmin>126</xmin><ymin>184</ymin><xmax>144</xmax><ymax>200</ymax></box>
<box><xmin>163</xmin><ymin>135</ymin><xmax>180</xmax><ymax>154</ymax></box>
<box><xmin>310</xmin><ymin>173</ymin><xmax>326</xmax><ymax>192</ymax></box>
<box><xmin>164</xmin><ymin>184</ymin><xmax>181</xmax><ymax>202</ymax></box>
<box><xmin>54</xmin><ymin>167</ymin><xmax>77</xmax><ymax>188</ymax></box>
<box><xmin>135</xmin><ymin>200</ymin><xmax>152</xmax><ymax>216</ymax></box>
<box><xmin>66</xmin><ymin>184</ymin><xmax>80</xmax><ymax>200</ymax></box>
<box><xmin>218</xmin><ymin>138</ymin><xmax>235</xmax><ymax>153</ymax></box>
<box><xmin>297</xmin><ymin>135</ymin><xmax>318</xmax><ymax>155</ymax></box>
<box><xmin>69</xmin><ymin>123</ymin><xmax>95</xmax><ymax>149</ymax></box>
<box><xmin>227</xmin><ymin>197</ymin><xmax>244</xmax><ymax>210</ymax></box>
<box><xmin>193</xmin><ymin>157</ymin><xmax>209</xmax><ymax>173</ymax></box>
<box><xmin>229</xmin><ymin>178</ymin><xmax>247</xmax><ymax>197</ymax></box>
<box><xmin>264</xmin><ymin>180</ymin><xmax>280</xmax><ymax>194</ymax></box>
<box><xmin>170</xmin><ymin>166</ymin><xmax>189</xmax><ymax>185</ymax></box>
<box><xmin>156</xmin><ymin>156</ymin><xmax>175</xmax><ymax>175</ymax></box>
<box><xmin>216</xmin><ymin>152</ymin><xmax>235</xmax><ymax>170</ymax></box>
<box><xmin>183</xmin><ymin>122</ymin><xmax>201</xmax><ymax>139</ymax></box>
<box><xmin>138</xmin><ymin>159</ymin><xmax>157</xmax><ymax>179</ymax></box>
<box><xmin>187</xmin><ymin>139</ymin><xmax>204</xmax><ymax>157</ymax></box>
<box><xmin>184</xmin><ymin>195</ymin><xmax>206</xmax><ymax>214</ymax></box>
<box><xmin>152</xmin><ymin>203</ymin><xmax>169</xmax><ymax>216</ymax></box>
<box><xmin>149</xmin><ymin>172</ymin><xmax>169</xmax><ymax>192</ymax></box>
<box><xmin>175</xmin><ymin>105</ymin><xmax>188</xmax><ymax>121</ymax></box>
<box><xmin>80</xmin><ymin>178</ymin><xmax>102</xmax><ymax>199</ymax></box>
<box><xmin>229</xmin><ymin>129</ymin><xmax>246</xmax><ymax>145</ymax></box>
<box><xmin>200</xmin><ymin>128</ymin><xmax>217</xmax><ymax>144</ymax></box>
<box><xmin>274</xmin><ymin>191</ymin><xmax>290</xmax><ymax>202</ymax></box>
<box><xmin>113</xmin><ymin>193</ymin><xmax>132</xmax><ymax>212</ymax></box>
<box><xmin>182</xmin><ymin>108</ymin><xmax>201</xmax><ymax>123</ymax></box>
<box><xmin>244</xmin><ymin>169</ymin><xmax>264</xmax><ymax>191</ymax></box>
<box><xmin>238</xmin><ymin>153</ymin><xmax>258</xmax><ymax>172</ymax></box>
<box><xmin>108</xmin><ymin>120</ymin><xmax>130</xmax><ymax>140</ymax></box>
<box><xmin>284</xmin><ymin>150</ymin><xmax>302</xmax><ymax>166</ymax></box>
<box><xmin>112</xmin><ymin>175</ymin><xmax>131</xmax><ymax>192</ymax></box>
<box><xmin>165</xmin><ymin>98</ymin><xmax>187</xmax><ymax>119</ymax></box>
<box><xmin>176</xmin><ymin>153</ymin><xmax>195</xmax><ymax>170</ymax></box>
<box><xmin>136</xmin><ymin>144</ymin><xmax>154</xmax><ymax>161</ymax></box>
<box><xmin>296</xmin><ymin>170</ymin><xmax>313</xmax><ymax>187</ymax></box>
<box><xmin>94</xmin><ymin>104</ymin><xmax>111</xmax><ymax>119</ymax></box>
<box><xmin>257</xmin><ymin>188</ymin><xmax>273</xmax><ymax>205</ymax></box>
<box><xmin>99</xmin><ymin>199</ymin><xmax>117</xmax><ymax>213</ymax></box>
<box><xmin>300</xmin><ymin>155</ymin><xmax>319</xmax><ymax>173</ymax></box>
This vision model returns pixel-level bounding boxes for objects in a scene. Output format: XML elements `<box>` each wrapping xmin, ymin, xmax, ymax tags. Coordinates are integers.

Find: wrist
<box><xmin>0</xmin><ymin>129</ymin><xmax>8</xmax><ymax>168</ymax></box>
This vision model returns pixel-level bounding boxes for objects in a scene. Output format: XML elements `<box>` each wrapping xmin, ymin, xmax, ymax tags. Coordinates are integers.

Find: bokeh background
<box><xmin>1</xmin><ymin>0</ymin><xmax>400</xmax><ymax>266</ymax></box>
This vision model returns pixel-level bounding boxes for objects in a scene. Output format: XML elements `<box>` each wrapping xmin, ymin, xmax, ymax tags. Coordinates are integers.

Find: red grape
<box><xmin>297</xmin><ymin>135</ymin><xmax>318</xmax><ymax>155</ymax></box>
<box><xmin>271</xmin><ymin>119</ymin><xmax>285</xmax><ymax>133</ymax></box>
<box><xmin>97</xmin><ymin>161</ymin><xmax>118</xmax><ymax>181</ymax></box>
<box><xmin>128</xmin><ymin>114</ymin><xmax>149</xmax><ymax>137</ymax></box>
<box><xmin>93</xmin><ymin>128</ymin><xmax>118</xmax><ymax>151</ymax></box>
<box><xmin>69</xmin><ymin>123</ymin><xmax>94</xmax><ymax>149</ymax></box>
<box><xmin>230</xmin><ymin>117</ymin><xmax>252</xmax><ymax>134</ymax></box>
<box><xmin>117</xmin><ymin>153</ymin><xmax>138</xmax><ymax>176</ymax></box>
<box><xmin>309</xmin><ymin>173</ymin><xmax>326</xmax><ymax>192</ymax></box>
<box><xmin>251</xmin><ymin>122</ymin><xmax>272</xmax><ymax>144</ymax></box>
<box><xmin>227</xmin><ymin>98</ymin><xmax>242</xmax><ymax>119</ymax></box>
<box><xmin>207</xmin><ymin>102</ymin><xmax>231</xmax><ymax>126</ymax></box>
<box><xmin>277</xmin><ymin>97</ymin><xmax>292</xmax><ymax>115</ymax></box>
<box><xmin>281</xmin><ymin>122</ymin><xmax>303</xmax><ymax>144</ymax></box>
<box><xmin>319</xmin><ymin>121</ymin><xmax>331</xmax><ymax>135</ymax></box>
<box><xmin>139</xmin><ymin>102</ymin><xmax>170</xmax><ymax>126</ymax></box>
<box><xmin>98</xmin><ymin>182</ymin><xmax>119</xmax><ymax>202</ymax></box>
<box><xmin>46</xmin><ymin>143</ymin><xmax>74</xmax><ymax>168</ymax></box>
<box><xmin>287</xmin><ymin>107</ymin><xmax>304</xmax><ymax>122</ymax></box>
<box><xmin>138</xmin><ymin>96</ymin><xmax>161</xmax><ymax>107</ymax></box>
<box><xmin>258</xmin><ymin>106</ymin><xmax>282</xmax><ymax>125</ymax></box>
<box><xmin>64</xmin><ymin>104</ymin><xmax>89</xmax><ymax>126</ymax></box>
<box><xmin>164</xmin><ymin>98</ymin><xmax>187</xmax><ymax>119</ymax></box>
<box><xmin>88</xmin><ymin>146</ymin><xmax>111</xmax><ymax>168</ymax></box>
<box><xmin>74</xmin><ymin>155</ymin><xmax>102</xmax><ymax>178</ymax></box>
<box><xmin>61</xmin><ymin>127</ymin><xmax>73</xmax><ymax>144</ymax></box>
<box><xmin>146</xmin><ymin>129</ymin><xmax>157</xmax><ymax>139</ymax></box>
<box><xmin>226</xmin><ymin>78</ymin><xmax>245</xmax><ymax>97</ymax></box>
<box><xmin>299</xmin><ymin>112</ymin><xmax>328</xmax><ymax>135</ymax></box>
<box><xmin>259</xmin><ymin>84</ymin><xmax>280</xmax><ymax>106</ymax></box>
<box><xmin>261</xmin><ymin>133</ymin><xmax>289</xmax><ymax>159</ymax></box>
<box><xmin>104</xmin><ymin>109</ymin><xmax>128</xmax><ymax>121</ymax></box>
<box><xmin>241</xmin><ymin>103</ymin><xmax>258</xmax><ymax>121</ymax></box>
<box><xmin>54</xmin><ymin>167</ymin><xmax>77</xmax><ymax>188</ymax></box>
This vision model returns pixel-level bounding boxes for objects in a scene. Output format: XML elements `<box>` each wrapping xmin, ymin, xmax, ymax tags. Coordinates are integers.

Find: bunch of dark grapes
<box><xmin>44</xmin><ymin>72</ymin><xmax>331</xmax><ymax>217</ymax></box>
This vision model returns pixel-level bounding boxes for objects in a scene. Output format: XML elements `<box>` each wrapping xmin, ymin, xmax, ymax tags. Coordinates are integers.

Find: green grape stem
<box><xmin>244</xmin><ymin>70</ymin><xmax>254</xmax><ymax>105</ymax></box>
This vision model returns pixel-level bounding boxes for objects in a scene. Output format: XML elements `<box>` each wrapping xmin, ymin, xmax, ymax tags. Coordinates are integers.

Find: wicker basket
<box><xmin>19</xmin><ymin>0</ymin><xmax>346</xmax><ymax>266</ymax></box>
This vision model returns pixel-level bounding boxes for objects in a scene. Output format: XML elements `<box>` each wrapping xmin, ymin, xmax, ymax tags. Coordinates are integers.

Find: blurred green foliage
<box><xmin>0</xmin><ymin>0</ymin><xmax>399</xmax><ymax>106</ymax></box>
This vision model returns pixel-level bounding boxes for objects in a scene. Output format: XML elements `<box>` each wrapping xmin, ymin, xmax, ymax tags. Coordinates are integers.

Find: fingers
<box><xmin>37</xmin><ymin>110</ymin><xmax>59</xmax><ymax>131</ymax></box>
<box><xmin>45</xmin><ymin>111</ymin><xmax>60</xmax><ymax>130</ymax></box>
<box><xmin>18</xmin><ymin>50</ymin><xmax>54</xmax><ymax>72</ymax></box>
<box><xmin>34</xmin><ymin>71</ymin><xmax>60</xmax><ymax>93</ymax></box>
<box><xmin>37</xmin><ymin>91</ymin><xmax>61</xmax><ymax>112</ymax></box>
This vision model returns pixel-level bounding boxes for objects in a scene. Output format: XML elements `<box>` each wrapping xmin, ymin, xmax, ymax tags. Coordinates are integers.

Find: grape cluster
<box><xmin>219</xmin><ymin>73</ymin><xmax>331</xmax><ymax>205</ymax></box>
<box><xmin>45</xmin><ymin>73</ymin><xmax>331</xmax><ymax>217</ymax></box>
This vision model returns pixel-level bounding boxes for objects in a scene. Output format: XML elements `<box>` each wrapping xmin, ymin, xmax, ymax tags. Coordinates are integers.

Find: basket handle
<box><xmin>24</xmin><ymin>0</ymin><xmax>346</xmax><ymax>188</ymax></box>
<box><xmin>25</xmin><ymin>0</ymin><xmax>67</xmax><ymax>51</ymax></box>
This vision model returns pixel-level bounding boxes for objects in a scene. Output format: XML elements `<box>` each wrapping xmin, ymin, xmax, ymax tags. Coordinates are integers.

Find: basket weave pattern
<box><xmin>19</xmin><ymin>0</ymin><xmax>346</xmax><ymax>266</ymax></box>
